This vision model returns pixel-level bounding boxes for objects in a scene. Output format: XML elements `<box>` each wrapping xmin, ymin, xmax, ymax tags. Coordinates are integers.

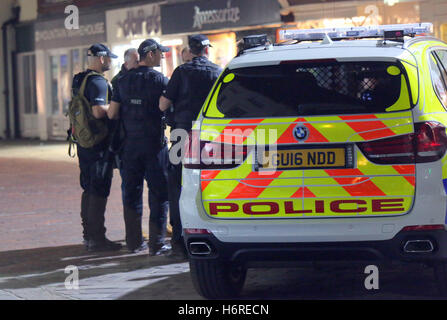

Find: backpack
<box><xmin>66</xmin><ymin>71</ymin><xmax>109</xmax><ymax>151</ymax></box>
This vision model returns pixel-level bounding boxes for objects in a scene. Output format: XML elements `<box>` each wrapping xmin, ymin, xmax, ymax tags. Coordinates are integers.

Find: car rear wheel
<box><xmin>433</xmin><ymin>261</ymin><xmax>447</xmax><ymax>296</ymax></box>
<box><xmin>189</xmin><ymin>258</ymin><xmax>247</xmax><ymax>299</ymax></box>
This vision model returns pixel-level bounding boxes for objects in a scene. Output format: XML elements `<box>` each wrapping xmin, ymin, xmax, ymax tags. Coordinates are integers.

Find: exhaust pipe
<box><xmin>403</xmin><ymin>239</ymin><xmax>434</xmax><ymax>253</ymax></box>
<box><xmin>189</xmin><ymin>242</ymin><xmax>212</xmax><ymax>255</ymax></box>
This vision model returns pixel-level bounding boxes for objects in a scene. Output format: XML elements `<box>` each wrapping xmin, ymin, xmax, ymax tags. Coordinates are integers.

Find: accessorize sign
<box><xmin>161</xmin><ymin>0</ymin><xmax>280</xmax><ymax>35</ymax></box>
<box><xmin>35</xmin><ymin>12</ymin><xmax>106</xmax><ymax>50</ymax></box>
<box><xmin>106</xmin><ymin>3</ymin><xmax>161</xmax><ymax>44</ymax></box>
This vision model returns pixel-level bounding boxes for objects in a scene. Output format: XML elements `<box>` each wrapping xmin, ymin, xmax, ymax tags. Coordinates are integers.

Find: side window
<box><xmin>434</xmin><ymin>50</ymin><xmax>447</xmax><ymax>85</ymax></box>
<box><xmin>429</xmin><ymin>52</ymin><xmax>447</xmax><ymax>107</ymax></box>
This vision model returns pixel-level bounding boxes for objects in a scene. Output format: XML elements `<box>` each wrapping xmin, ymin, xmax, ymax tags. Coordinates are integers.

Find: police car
<box><xmin>179</xmin><ymin>23</ymin><xmax>447</xmax><ymax>298</ymax></box>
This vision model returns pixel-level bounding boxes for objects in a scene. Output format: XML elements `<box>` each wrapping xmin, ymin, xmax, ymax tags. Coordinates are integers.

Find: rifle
<box><xmin>101</xmin><ymin>119</ymin><xmax>124</xmax><ymax>178</ymax></box>
<box><xmin>161</xmin><ymin>113</ymin><xmax>168</xmax><ymax>148</ymax></box>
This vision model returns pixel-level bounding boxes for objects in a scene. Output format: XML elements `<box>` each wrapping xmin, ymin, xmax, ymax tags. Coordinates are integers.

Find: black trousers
<box><xmin>167</xmin><ymin>124</ymin><xmax>191</xmax><ymax>249</ymax></box>
<box><xmin>167</xmin><ymin>161</ymin><xmax>183</xmax><ymax>247</ymax></box>
<box><xmin>78</xmin><ymin>144</ymin><xmax>113</xmax><ymax>241</ymax></box>
<box><xmin>120</xmin><ymin>139</ymin><xmax>169</xmax><ymax>249</ymax></box>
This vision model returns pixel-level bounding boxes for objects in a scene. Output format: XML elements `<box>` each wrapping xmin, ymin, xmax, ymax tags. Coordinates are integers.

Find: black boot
<box><xmin>88</xmin><ymin>238</ymin><xmax>122</xmax><ymax>252</ymax></box>
<box><xmin>148</xmin><ymin>201</ymin><xmax>169</xmax><ymax>256</ymax></box>
<box><xmin>80</xmin><ymin>191</ymin><xmax>89</xmax><ymax>247</ymax></box>
<box><xmin>168</xmin><ymin>240</ymin><xmax>187</xmax><ymax>261</ymax></box>
<box><xmin>148</xmin><ymin>221</ymin><xmax>163</xmax><ymax>256</ymax></box>
<box><xmin>87</xmin><ymin>195</ymin><xmax>122</xmax><ymax>252</ymax></box>
<box><xmin>123</xmin><ymin>206</ymin><xmax>143</xmax><ymax>252</ymax></box>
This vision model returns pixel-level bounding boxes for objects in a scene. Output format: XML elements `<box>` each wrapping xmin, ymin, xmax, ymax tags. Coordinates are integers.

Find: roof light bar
<box><xmin>279</xmin><ymin>23</ymin><xmax>433</xmax><ymax>42</ymax></box>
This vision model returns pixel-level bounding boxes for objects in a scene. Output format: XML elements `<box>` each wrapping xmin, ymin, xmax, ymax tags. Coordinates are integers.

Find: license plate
<box><xmin>258</xmin><ymin>146</ymin><xmax>348</xmax><ymax>170</ymax></box>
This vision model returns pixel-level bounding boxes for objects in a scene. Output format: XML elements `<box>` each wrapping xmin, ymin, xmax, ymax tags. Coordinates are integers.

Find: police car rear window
<box><xmin>204</xmin><ymin>61</ymin><xmax>413</xmax><ymax>118</ymax></box>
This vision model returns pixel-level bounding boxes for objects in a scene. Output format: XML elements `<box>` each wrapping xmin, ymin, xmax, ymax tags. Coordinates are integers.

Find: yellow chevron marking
<box><xmin>369</xmin><ymin>176</ymin><xmax>414</xmax><ymax>196</ymax></box>
<box><xmin>202</xmin><ymin>180</ymin><xmax>239</xmax><ymax>200</ymax></box>
<box><xmin>356</xmin><ymin>151</ymin><xmax>402</xmax><ymax>176</ymax></box>
<box><xmin>306</xmin><ymin>178</ymin><xmax>351</xmax><ymax>197</ymax></box>
<box><xmin>309</xmin><ymin>120</ymin><xmax>358</xmax><ymax>143</ymax></box>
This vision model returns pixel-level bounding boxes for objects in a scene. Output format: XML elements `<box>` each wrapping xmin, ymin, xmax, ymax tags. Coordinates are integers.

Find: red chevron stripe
<box><xmin>291</xmin><ymin>187</ymin><xmax>316</xmax><ymax>198</ymax></box>
<box><xmin>325</xmin><ymin>169</ymin><xmax>385</xmax><ymax>196</ymax></box>
<box><xmin>342</xmin><ymin>117</ymin><xmax>396</xmax><ymax>141</ymax></box>
<box><xmin>338</xmin><ymin>179</ymin><xmax>386</xmax><ymax>196</ymax></box>
<box><xmin>325</xmin><ymin>168</ymin><xmax>364</xmax><ymax>176</ymax></box>
<box><xmin>201</xmin><ymin>170</ymin><xmax>221</xmax><ymax>191</ymax></box>
<box><xmin>201</xmin><ymin>170</ymin><xmax>222</xmax><ymax>180</ymax></box>
<box><xmin>392</xmin><ymin>165</ymin><xmax>416</xmax><ymax>186</ymax></box>
<box><xmin>339</xmin><ymin>115</ymin><xmax>378</xmax><ymax>121</ymax></box>
<box><xmin>392</xmin><ymin>165</ymin><xmax>416</xmax><ymax>175</ymax></box>
<box><xmin>226</xmin><ymin>171</ymin><xmax>282</xmax><ymax>199</ymax></box>
<box><xmin>403</xmin><ymin>176</ymin><xmax>416</xmax><ymax>186</ymax></box>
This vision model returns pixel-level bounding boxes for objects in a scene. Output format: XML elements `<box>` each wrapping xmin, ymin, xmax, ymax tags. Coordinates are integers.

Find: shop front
<box><xmin>15</xmin><ymin>23</ymin><xmax>38</xmax><ymax>139</ymax></box>
<box><xmin>160</xmin><ymin>0</ymin><xmax>281</xmax><ymax>69</ymax></box>
<box><xmin>105</xmin><ymin>2</ymin><xmax>180</xmax><ymax>77</ymax></box>
<box><xmin>34</xmin><ymin>11</ymin><xmax>107</xmax><ymax>140</ymax></box>
<box><xmin>420</xmin><ymin>0</ymin><xmax>447</xmax><ymax>42</ymax></box>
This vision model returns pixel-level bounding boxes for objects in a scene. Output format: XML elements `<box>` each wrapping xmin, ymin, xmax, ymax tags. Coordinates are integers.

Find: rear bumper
<box><xmin>185</xmin><ymin>229</ymin><xmax>447</xmax><ymax>265</ymax></box>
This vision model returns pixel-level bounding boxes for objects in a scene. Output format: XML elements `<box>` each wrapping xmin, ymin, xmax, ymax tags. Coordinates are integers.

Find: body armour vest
<box><xmin>118</xmin><ymin>67</ymin><xmax>165</xmax><ymax>141</ymax></box>
<box><xmin>174</xmin><ymin>56</ymin><xmax>221</xmax><ymax>127</ymax></box>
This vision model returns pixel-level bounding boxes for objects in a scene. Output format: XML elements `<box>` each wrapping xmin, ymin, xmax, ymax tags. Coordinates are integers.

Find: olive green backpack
<box><xmin>67</xmin><ymin>71</ymin><xmax>109</xmax><ymax>153</ymax></box>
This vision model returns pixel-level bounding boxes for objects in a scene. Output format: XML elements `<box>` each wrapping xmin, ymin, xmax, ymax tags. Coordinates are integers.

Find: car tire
<box><xmin>433</xmin><ymin>261</ymin><xmax>447</xmax><ymax>296</ymax></box>
<box><xmin>189</xmin><ymin>258</ymin><xmax>247</xmax><ymax>299</ymax></box>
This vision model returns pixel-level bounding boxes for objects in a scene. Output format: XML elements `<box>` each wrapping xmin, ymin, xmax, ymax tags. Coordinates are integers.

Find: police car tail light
<box><xmin>357</xmin><ymin>134</ymin><xmax>415</xmax><ymax>164</ymax></box>
<box><xmin>414</xmin><ymin>122</ymin><xmax>447</xmax><ymax>163</ymax></box>
<box><xmin>184</xmin><ymin>131</ymin><xmax>250</xmax><ymax>169</ymax></box>
<box><xmin>357</xmin><ymin>122</ymin><xmax>447</xmax><ymax>164</ymax></box>
<box><xmin>184</xmin><ymin>228</ymin><xmax>212</xmax><ymax>235</ymax></box>
<box><xmin>402</xmin><ymin>225</ymin><xmax>445</xmax><ymax>232</ymax></box>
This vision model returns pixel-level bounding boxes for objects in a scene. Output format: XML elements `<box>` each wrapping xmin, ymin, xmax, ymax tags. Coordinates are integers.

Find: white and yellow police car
<box><xmin>179</xmin><ymin>23</ymin><xmax>447</xmax><ymax>298</ymax></box>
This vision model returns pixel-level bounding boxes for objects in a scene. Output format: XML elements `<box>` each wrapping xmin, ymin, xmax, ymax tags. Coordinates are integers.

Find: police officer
<box><xmin>181</xmin><ymin>46</ymin><xmax>192</xmax><ymax>64</ymax></box>
<box><xmin>72</xmin><ymin>43</ymin><xmax>122</xmax><ymax>252</ymax></box>
<box><xmin>159</xmin><ymin>34</ymin><xmax>222</xmax><ymax>259</ymax></box>
<box><xmin>110</xmin><ymin>48</ymin><xmax>139</xmax><ymax>203</ymax></box>
<box><xmin>108</xmin><ymin>39</ymin><xmax>170</xmax><ymax>254</ymax></box>
<box><xmin>111</xmin><ymin>48</ymin><xmax>139</xmax><ymax>91</ymax></box>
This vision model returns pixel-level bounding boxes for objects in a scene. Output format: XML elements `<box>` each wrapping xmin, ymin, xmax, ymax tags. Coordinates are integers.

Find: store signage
<box><xmin>193</xmin><ymin>1</ymin><xmax>241</xmax><ymax>30</ymax></box>
<box><xmin>161</xmin><ymin>0</ymin><xmax>280</xmax><ymax>35</ymax></box>
<box><xmin>106</xmin><ymin>3</ymin><xmax>161</xmax><ymax>44</ymax></box>
<box><xmin>35</xmin><ymin>12</ymin><xmax>106</xmax><ymax>50</ymax></box>
<box><xmin>38</xmin><ymin>0</ymin><xmax>126</xmax><ymax>15</ymax></box>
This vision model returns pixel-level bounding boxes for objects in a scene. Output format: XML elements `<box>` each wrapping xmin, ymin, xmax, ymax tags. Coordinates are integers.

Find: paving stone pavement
<box><xmin>0</xmin><ymin>140</ymin><xmax>196</xmax><ymax>300</ymax></box>
<box><xmin>0</xmin><ymin>140</ymin><xmax>152</xmax><ymax>251</ymax></box>
<box><xmin>0</xmin><ymin>243</ymin><xmax>198</xmax><ymax>300</ymax></box>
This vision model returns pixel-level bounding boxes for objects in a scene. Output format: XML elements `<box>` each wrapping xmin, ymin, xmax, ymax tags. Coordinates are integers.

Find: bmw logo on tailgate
<box><xmin>293</xmin><ymin>125</ymin><xmax>309</xmax><ymax>142</ymax></box>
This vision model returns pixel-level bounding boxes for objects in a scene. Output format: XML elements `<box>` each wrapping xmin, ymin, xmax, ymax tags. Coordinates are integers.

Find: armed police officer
<box><xmin>110</xmin><ymin>48</ymin><xmax>139</xmax><ymax>203</ymax></box>
<box><xmin>108</xmin><ymin>39</ymin><xmax>170</xmax><ymax>254</ymax></box>
<box><xmin>159</xmin><ymin>34</ymin><xmax>222</xmax><ymax>259</ymax></box>
<box><xmin>71</xmin><ymin>44</ymin><xmax>122</xmax><ymax>252</ymax></box>
<box><xmin>111</xmin><ymin>48</ymin><xmax>139</xmax><ymax>92</ymax></box>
